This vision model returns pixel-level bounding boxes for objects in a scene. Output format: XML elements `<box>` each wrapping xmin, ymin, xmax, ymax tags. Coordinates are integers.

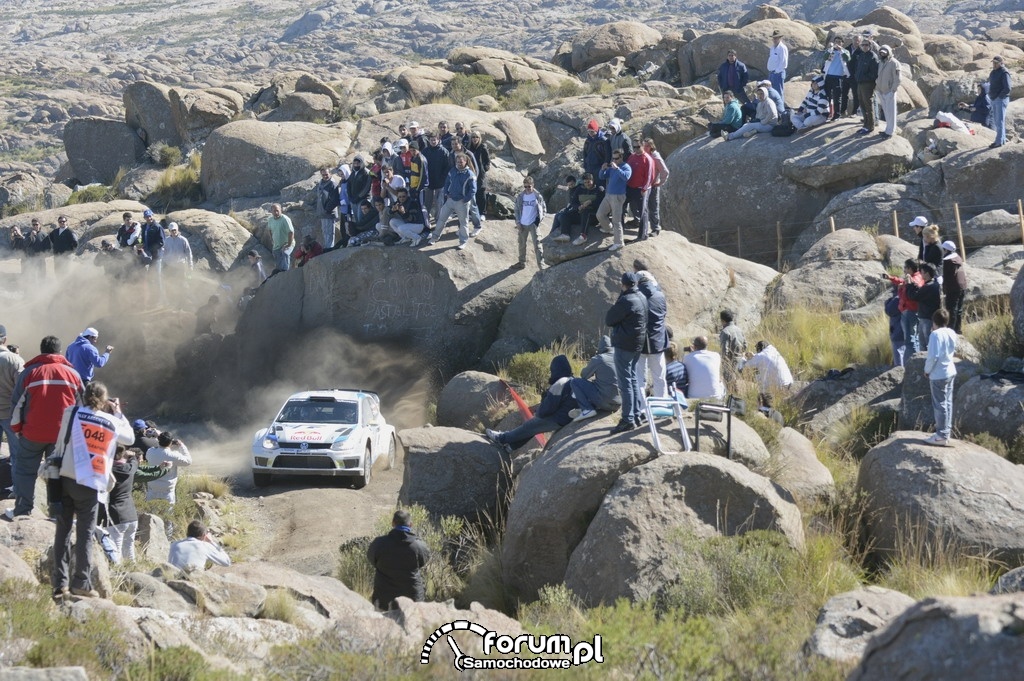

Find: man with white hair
<box><xmin>65</xmin><ymin>328</ymin><xmax>113</xmax><ymax>384</ymax></box>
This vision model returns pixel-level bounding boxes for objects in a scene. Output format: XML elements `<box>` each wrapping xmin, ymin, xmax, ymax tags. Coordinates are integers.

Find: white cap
<box><xmin>82</xmin><ymin>327</ymin><xmax>99</xmax><ymax>339</ymax></box>
<box><xmin>167</xmin><ymin>222</ymin><xmax>179</xmax><ymax>231</ymax></box>
<box><xmin>908</xmin><ymin>216</ymin><xmax>929</xmax><ymax>228</ymax></box>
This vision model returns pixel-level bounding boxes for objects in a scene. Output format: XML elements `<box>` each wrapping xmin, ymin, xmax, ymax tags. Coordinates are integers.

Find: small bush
<box><xmin>754</xmin><ymin>308</ymin><xmax>891</xmax><ymax>378</ymax></box>
<box><xmin>149</xmin><ymin>152</ymin><xmax>203</xmax><ymax>210</ymax></box>
<box><xmin>964</xmin><ymin>305</ymin><xmax>1023</xmax><ymax>371</ymax></box>
<box><xmin>147</xmin><ymin>141</ymin><xmax>183</xmax><ymax>167</ymax></box>
<box><xmin>501</xmin><ymin>82</ymin><xmax>548</xmax><ymax>110</ymax></box>
<box><xmin>828</xmin><ymin>405</ymin><xmax>898</xmax><ymax>460</ymax></box>
<box><xmin>179</xmin><ymin>473</ymin><xmax>230</xmax><ymax>499</ymax></box>
<box><xmin>441</xmin><ymin>74</ymin><xmax>497</xmax><ymax>106</ymax></box>
<box><xmin>261</xmin><ymin>589</ymin><xmax>299</xmax><ymax>625</ymax></box>
<box><xmin>336</xmin><ymin>536</ymin><xmax>374</xmax><ymax>599</ymax></box>
<box><xmin>962</xmin><ymin>432</ymin><xmax>1009</xmax><ymax>457</ymax></box>
<box><xmin>119</xmin><ymin>646</ymin><xmax>245</xmax><ymax>680</ymax></box>
<box><xmin>874</xmin><ymin>521</ymin><xmax>997</xmax><ymax>598</ymax></box>
<box><xmin>500</xmin><ymin>339</ymin><xmax>586</xmax><ymax>397</ymax></box>
<box><xmin>555</xmin><ymin>79</ymin><xmax>585</xmax><ymax>98</ymax></box>
<box><xmin>67</xmin><ymin>183</ymin><xmax>118</xmax><ymax>204</ymax></box>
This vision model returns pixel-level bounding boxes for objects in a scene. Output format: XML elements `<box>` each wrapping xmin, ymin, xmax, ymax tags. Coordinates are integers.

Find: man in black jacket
<box><xmin>907</xmin><ymin>263</ymin><xmax>942</xmax><ymax>349</ymax></box>
<box><xmin>421</xmin><ymin>132</ymin><xmax>451</xmax><ymax>224</ymax></box>
<box><xmin>49</xmin><ymin>215</ymin><xmax>78</xmax><ymax>274</ymax></box>
<box><xmin>605</xmin><ymin>272</ymin><xmax>648</xmax><ymax>434</ymax></box>
<box><xmin>854</xmin><ymin>39</ymin><xmax>880</xmax><ymax>136</ymax></box>
<box><xmin>367</xmin><ymin>509</ymin><xmax>430</xmax><ymax>610</ymax></box>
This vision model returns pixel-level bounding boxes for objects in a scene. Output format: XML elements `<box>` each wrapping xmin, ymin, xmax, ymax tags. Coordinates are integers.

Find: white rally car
<box><xmin>251</xmin><ymin>390</ymin><xmax>397</xmax><ymax>488</ymax></box>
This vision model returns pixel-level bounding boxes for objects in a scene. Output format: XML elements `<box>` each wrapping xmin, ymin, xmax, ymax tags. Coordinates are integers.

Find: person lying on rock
<box><xmin>486</xmin><ymin>355</ymin><xmax>576</xmax><ymax>450</ymax></box>
<box><xmin>168</xmin><ymin>520</ymin><xmax>231</xmax><ymax>572</ymax></box>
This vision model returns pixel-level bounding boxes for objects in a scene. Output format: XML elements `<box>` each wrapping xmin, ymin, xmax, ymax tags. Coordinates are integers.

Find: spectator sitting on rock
<box><xmin>292</xmin><ymin>234</ymin><xmax>323</xmax><ymax>267</ymax></box>
<box><xmin>792</xmin><ymin>76</ymin><xmax>831</xmax><ymax>130</ymax></box>
<box><xmin>367</xmin><ymin>509</ymin><xmax>430</xmax><ymax>611</ymax></box>
<box><xmin>738</xmin><ymin>341</ymin><xmax>794</xmax><ymax>408</ymax></box>
<box><xmin>347</xmin><ymin>200</ymin><xmax>382</xmax><ymax>247</ymax></box>
<box><xmin>727</xmin><ymin>87</ymin><xmax>779</xmax><ymax>140</ymax></box>
<box><xmin>567</xmin><ymin>335</ymin><xmax>621</xmax><ymax>422</ymax></box>
<box><xmin>168</xmin><ymin>520</ymin><xmax>231</xmax><ymax>572</ymax></box>
<box><xmin>709</xmin><ymin>91</ymin><xmax>744</xmax><ymax>139</ymax></box>
<box><xmin>682</xmin><ymin>336</ymin><xmax>726</xmax><ymax>400</ymax></box>
<box><xmin>957</xmin><ymin>82</ymin><xmax>991</xmax><ymax>128</ymax></box>
<box><xmin>741</xmin><ymin>80</ymin><xmax>785</xmax><ymax>123</ymax></box>
<box><xmin>549</xmin><ymin>175</ymin><xmax>579</xmax><ymax>242</ymax></box>
<box><xmin>486</xmin><ymin>355</ymin><xmax>576</xmax><ymax>450</ymax></box>
<box><xmin>906</xmin><ymin>262</ymin><xmax>942</xmax><ymax>350</ymax></box>
<box><xmin>570</xmin><ymin>173</ymin><xmax>604</xmax><ymax>246</ymax></box>
<box><xmin>389</xmin><ymin>187</ymin><xmax>428</xmax><ymax>247</ymax></box>
<box><xmin>663</xmin><ymin>343</ymin><xmax>689</xmax><ymax>404</ymax></box>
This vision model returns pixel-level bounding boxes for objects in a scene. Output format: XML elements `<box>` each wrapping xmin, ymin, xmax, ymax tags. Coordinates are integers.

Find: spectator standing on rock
<box><xmin>596</xmin><ymin>149</ymin><xmax>632</xmax><ymax>252</ymax></box>
<box><xmin>568</xmin><ymin>335</ymin><xmax>621</xmax><ymax>421</ymax></box>
<box><xmin>924</xmin><ymin>309</ymin><xmax>957</xmax><ymax>446</ymax></box>
<box><xmin>23</xmin><ymin>219</ymin><xmax>49</xmax><ymax>281</ymax></box>
<box><xmin>582</xmin><ymin>120</ymin><xmax>609</xmax><ymax>188</ymax></box>
<box><xmin>267</xmin><ymin>203</ymin><xmax>295</xmax><ymax>273</ymax></box>
<box><xmin>907</xmin><ymin>263</ymin><xmax>942</xmax><ymax>350</ymax></box>
<box><xmin>636</xmin><ymin>269</ymin><xmax>668</xmax><ymax>399</ymax></box>
<box><xmin>717</xmin><ymin>50</ymin><xmax>750</xmax><ymax>106</ymax></box>
<box><xmin>875</xmin><ymin>45</ymin><xmax>902</xmax><ymax>138</ymax></box>
<box><xmin>429</xmin><ymin>153</ymin><xmax>476</xmax><ymax>251</ymax></box>
<box><xmin>109</xmin><ymin>446</ymin><xmax>170</xmax><ymax>563</ymax></box>
<box><xmin>7</xmin><ymin>335</ymin><xmax>84</xmax><ymax>520</ymax></box>
<box><xmin>367</xmin><ymin>509</ymin><xmax>430</xmax><ymax>611</ymax></box>
<box><xmin>421</xmin><ymin>131</ymin><xmax>451</xmax><ymax>224</ymax></box>
<box><xmin>606</xmin><ymin>272</ymin><xmax>648</xmax><ymax>434</ymax></box>
<box><xmin>49</xmin><ymin>215</ymin><xmax>78</xmax><ymax>274</ymax></box>
<box><xmin>908</xmin><ymin>215</ymin><xmax>929</xmax><ymax>261</ymax></box>
<box><xmin>162</xmin><ymin>222</ymin><xmax>193</xmax><ymax>307</ymax></box>
<box><xmin>845</xmin><ymin>35</ymin><xmax>863</xmax><ymax>117</ymax></box>
<box><xmin>709</xmin><ymin>91</ymin><xmax>744</xmax><ymax>139</ymax></box>
<box><xmin>315</xmin><ymin>167</ymin><xmax>341</xmax><ymax>249</ymax></box>
<box><xmin>854</xmin><ymin>39</ymin><xmax>880</xmax><ymax>136</ymax></box>
<box><xmin>0</xmin><ymin>325</ymin><xmax>25</xmax><ymax>478</ymax></box>
<box><xmin>823</xmin><ymin>36</ymin><xmax>850</xmax><ymax>120</ymax></box>
<box><xmin>767</xmin><ymin>30</ymin><xmax>789</xmax><ymax>98</ymax></box>
<box><xmin>625</xmin><ymin>136</ymin><xmax>654</xmax><ymax>241</ymax></box>
<box><xmin>467</xmin><ymin>131</ymin><xmax>490</xmax><ymax>220</ymax></box>
<box><xmin>644</xmin><ymin>139</ymin><xmax>669</xmax><ymax>236</ymax></box>
<box><xmin>682</xmin><ymin>336</ymin><xmax>726</xmax><ymax>401</ymax></box>
<box><xmin>145</xmin><ymin>431</ymin><xmax>191</xmax><ymax>507</ymax></box>
<box><xmin>450</xmin><ymin>137</ymin><xmax>484</xmax><ymax>235</ymax></box>
<box><xmin>606</xmin><ymin>119</ymin><xmax>633</xmax><ymax>158</ymax></box>
<box><xmin>718</xmin><ymin>310</ymin><xmax>747</xmax><ymax>389</ymax></box>
<box><xmin>988</xmin><ymin>56</ymin><xmax>1011</xmax><ymax>148</ymax></box>
<box><xmin>512</xmin><ymin>176</ymin><xmax>546</xmax><ymax>271</ymax></box>
<box><xmin>407</xmin><ymin>121</ymin><xmax>427</xmax><ymax>152</ymax></box>
<box><xmin>116</xmin><ymin>212</ymin><xmax>141</xmax><ymax>249</ymax></box>
<box><xmin>345</xmin><ymin>156</ymin><xmax>372</xmax><ymax>223</ymax></box>
<box><xmin>941</xmin><ymin>241</ymin><xmax>967</xmax><ymax>334</ymax></box>
<box><xmin>51</xmin><ymin>382</ymin><xmax>134</xmax><ymax>599</ymax></box>
<box><xmin>168</xmin><ymin>520</ymin><xmax>231</xmax><ymax>572</ymax></box>
<box><xmin>437</xmin><ymin>121</ymin><xmax>454</xmax><ymax>151</ymax></box>
<box><xmin>486</xmin><ymin>355</ymin><xmax>576</xmax><ymax>449</ymax></box>
<box><xmin>886</xmin><ymin>259</ymin><xmax>925</xmax><ymax>358</ymax></box>
<box><xmin>247</xmin><ymin>250</ymin><xmax>267</xmax><ymax>289</ymax></box>
<box><xmin>65</xmin><ymin>328</ymin><xmax>112</xmax><ymax>384</ymax></box>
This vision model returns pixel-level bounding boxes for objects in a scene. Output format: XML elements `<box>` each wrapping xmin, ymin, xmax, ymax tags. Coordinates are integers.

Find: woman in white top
<box><xmin>145</xmin><ymin>431</ymin><xmax>192</xmax><ymax>505</ymax></box>
<box><xmin>924</xmin><ymin>309</ymin><xmax>957</xmax><ymax>446</ymax></box>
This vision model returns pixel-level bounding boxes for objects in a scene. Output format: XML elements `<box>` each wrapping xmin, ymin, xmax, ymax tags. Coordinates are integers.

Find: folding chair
<box><xmin>693</xmin><ymin>395</ymin><xmax>741</xmax><ymax>459</ymax></box>
<box><xmin>644</xmin><ymin>396</ymin><xmax>692</xmax><ymax>454</ymax></box>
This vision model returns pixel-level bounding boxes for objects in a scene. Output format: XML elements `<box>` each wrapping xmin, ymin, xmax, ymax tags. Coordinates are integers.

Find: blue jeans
<box><xmin>14</xmin><ymin>437</ymin><xmax>53</xmax><ymax>516</ymax></box>
<box><xmin>0</xmin><ymin>418</ymin><xmax>20</xmax><ymax>466</ymax></box>
<box><xmin>770</xmin><ymin>71</ymin><xmax>786</xmax><ymax>98</ymax></box>
<box><xmin>930</xmin><ymin>376</ymin><xmax>954</xmax><ymax>439</ymax></box>
<box><xmin>992</xmin><ymin>96</ymin><xmax>1008</xmax><ymax>145</ymax></box>
<box><xmin>918</xmin><ymin>316</ymin><xmax>933</xmax><ymax>351</ymax></box>
<box><xmin>613</xmin><ymin>348</ymin><xmax>642</xmax><ymax>424</ymax></box>
<box><xmin>569</xmin><ymin>378</ymin><xmax>600</xmax><ymax>413</ymax></box>
<box><xmin>273</xmin><ymin>248</ymin><xmax>291</xmax><ymax>272</ymax></box>
<box><xmin>901</xmin><ymin>309</ymin><xmax>919</xmax><ymax>355</ymax></box>
<box><xmin>499</xmin><ymin>416</ymin><xmax>561</xmax><ymax>450</ymax></box>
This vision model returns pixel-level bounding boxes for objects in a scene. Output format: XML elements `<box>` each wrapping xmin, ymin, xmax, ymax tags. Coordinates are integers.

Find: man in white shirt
<box><xmin>681</xmin><ymin>336</ymin><xmax>726</xmax><ymax>400</ymax></box>
<box><xmin>767</xmin><ymin>30</ymin><xmax>789</xmax><ymax>98</ymax></box>
<box><xmin>738</xmin><ymin>341</ymin><xmax>793</xmax><ymax>408</ymax></box>
<box><xmin>162</xmin><ymin>222</ymin><xmax>193</xmax><ymax>309</ymax></box>
<box><xmin>168</xmin><ymin>520</ymin><xmax>231</xmax><ymax>572</ymax></box>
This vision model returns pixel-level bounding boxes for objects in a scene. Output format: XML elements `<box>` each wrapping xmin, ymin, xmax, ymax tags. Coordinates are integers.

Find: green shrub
<box><xmin>441</xmin><ymin>74</ymin><xmax>498</xmax><ymax>106</ymax></box>
<box><xmin>118</xmin><ymin>646</ymin><xmax>246</xmax><ymax>680</ymax></box>
<box><xmin>502</xmin><ymin>82</ymin><xmax>548</xmax><ymax>110</ymax></box>
<box><xmin>962</xmin><ymin>432</ymin><xmax>1008</xmax><ymax>457</ymax></box>
<box><xmin>260</xmin><ymin>589</ymin><xmax>299</xmax><ymax>625</ymax></box>
<box><xmin>828</xmin><ymin>405</ymin><xmax>898</xmax><ymax>460</ymax></box>
<box><xmin>148</xmin><ymin>152</ymin><xmax>203</xmax><ymax>210</ymax></box>
<box><xmin>554</xmin><ymin>79</ymin><xmax>585</xmax><ymax>98</ymax></box>
<box><xmin>753</xmin><ymin>308</ymin><xmax>891</xmax><ymax>378</ymax></box>
<box><xmin>500</xmin><ymin>339</ymin><xmax>586</xmax><ymax>398</ymax></box>
<box><xmin>67</xmin><ymin>183</ymin><xmax>118</xmax><ymax>204</ymax></box>
<box><xmin>964</xmin><ymin>305</ymin><xmax>1023</xmax><ymax>371</ymax></box>
<box><xmin>148</xmin><ymin>141</ymin><xmax>183</xmax><ymax>167</ymax></box>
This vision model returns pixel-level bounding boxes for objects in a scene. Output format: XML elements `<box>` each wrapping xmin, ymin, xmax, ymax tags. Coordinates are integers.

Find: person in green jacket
<box><xmin>708</xmin><ymin>91</ymin><xmax>744</xmax><ymax>139</ymax></box>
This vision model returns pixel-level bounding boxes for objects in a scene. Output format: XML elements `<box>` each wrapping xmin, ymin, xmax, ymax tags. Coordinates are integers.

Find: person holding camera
<box><xmin>823</xmin><ymin>37</ymin><xmax>850</xmax><ymax>120</ymax></box>
<box><xmin>108</xmin><ymin>446</ymin><xmax>171</xmax><ymax>562</ymax></box>
<box><xmin>144</xmin><ymin>432</ymin><xmax>192</xmax><ymax>507</ymax></box>
<box><xmin>65</xmin><ymin>327</ymin><xmax>113</xmax><ymax>384</ymax></box>
<box><xmin>51</xmin><ymin>382</ymin><xmax>135</xmax><ymax>599</ymax></box>
<box><xmin>168</xmin><ymin>520</ymin><xmax>231</xmax><ymax>572</ymax></box>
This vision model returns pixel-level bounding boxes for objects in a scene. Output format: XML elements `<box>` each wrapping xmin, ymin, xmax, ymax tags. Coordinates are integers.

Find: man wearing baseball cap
<box><xmin>908</xmin><ymin>216</ymin><xmax>929</xmax><ymax>261</ymax></box>
<box><xmin>941</xmin><ymin>240</ymin><xmax>967</xmax><ymax>333</ymax></box>
<box><xmin>65</xmin><ymin>328</ymin><xmax>113</xmax><ymax>384</ymax></box>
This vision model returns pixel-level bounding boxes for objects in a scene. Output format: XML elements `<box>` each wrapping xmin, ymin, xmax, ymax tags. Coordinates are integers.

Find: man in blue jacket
<box><xmin>595</xmin><ymin>150</ymin><xmax>632</xmax><ymax>252</ymax></box>
<box><xmin>988</xmin><ymin>56</ymin><xmax>1011</xmax><ymax>148</ymax></box>
<box><xmin>605</xmin><ymin>272</ymin><xmax>648</xmax><ymax>434</ymax></box>
<box><xmin>65</xmin><ymin>328</ymin><xmax>113</xmax><ymax>384</ymax></box>
<box><xmin>717</xmin><ymin>50</ymin><xmax>750</xmax><ymax>105</ymax></box>
<box><xmin>428</xmin><ymin>153</ymin><xmax>477</xmax><ymax>251</ymax></box>
<box><xmin>486</xmin><ymin>356</ymin><xmax>576</xmax><ymax>450</ymax></box>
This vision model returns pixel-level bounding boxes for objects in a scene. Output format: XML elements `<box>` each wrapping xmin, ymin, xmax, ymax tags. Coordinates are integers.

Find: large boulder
<box><xmin>493</xmin><ymin>233</ymin><xmax>777</xmax><ymax>358</ymax></box>
<box><xmin>849</xmin><ymin>594</ymin><xmax>1024</xmax><ymax>681</ymax></box>
<box><xmin>165</xmin><ymin>209</ymin><xmax>263</xmax><ymax>272</ymax></box>
<box><xmin>260</xmin><ymin>92</ymin><xmax>334</xmax><ymax>124</ymax></box>
<box><xmin>803</xmin><ymin>586</ymin><xmax>916</xmax><ymax>664</ymax></box>
<box><xmin>435</xmin><ymin>371</ymin><xmax>508</xmax><ymax>430</ymax></box>
<box><xmin>991</xmin><ymin>567</ymin><xmax>1024</xmax><ymax>595</ymax></box>
<box><xmin>969</xmin><ymin>245</ymin><xmax>1024</xmax><ymax>279</ymax></box>
<box><xmin>563</xmin><ymin>453</ymin><xmax>804</xmax><ymax>606</ymax></box>
<box><xmin>63</xmin><ymin>117</ymin><xmax>146</xmax><ymax>185</ymax></box>
<box><xmin>797</xmin><ymin>366</ymin><xmax>903</xmax><ymax>441</ymax></box>
<box><xmin>171</xmin><ymin>87</ymin><xmax>246</xmax><ymax>148</ymax></box>
<box><xmin>123</xmin><ymin>81</ymin><xmax>182</xmax><ymax>147</ymax></box>
<box><xmin>234</xmin><ymin>225</ymin><xmax>530</xmax><ymax>388</ymax></box>
<box><xmin>391</xmin><ymin>64</ymin><xmax>455</xmax><ymax>103</ymax></box>
<box><xmin>0</xmin><ymin>543</ymin><xmax>38</xmax><ymax>585</ymax></box>
<box><xmin>501</xmin><ymin>415</ymin><xmax>659</xmax><ymax>601</ymax></box>
<box><xmin>121</xmin><ymin>572</ymin><xmax>194</xmax><ymax>613</ymax></box>
<box><xmin>855</xmin><ymin>7</ymin><xmax>920</xmax><ymax>36</ymax></box>
<box><xmin>771</xmin><ymin>427</ymin><xmax>835</xmax><ymax>503</ymax></box>
<box><xmin>899</xmin><ymin>353</ymin><xmax>981</xmax><ymax>431</ymax></box>
<box><xmin>571</xmin><ymin>21</ymin><xmax>663</xmax><ymax>72</ymax></box>
<box><xmin>398</xmin><ymin>427</ymin><xmax>511</xmax><ymax>521</ymax></box>
<box><xmin>167</xmin><ymin>571</ymin><xmax>267</xmax><ymax>618</ymax></box>
<box><xmin>388</xmin><ymin>598</ymin><xmax>524</xmax><ymax>663</ymax></box>
<box><xmin>662</xmin><ymin>123</ymin><xmax>914</xmax><ymax>265</ymax></box>
<box><xmin>200</xmin><ymin>120</ymin><xmax>351</xmax><ymax>202</ymax></box>
<box><xmin>955</xmin><ymin>374</ymin><xmax>1024</xmax><ymax>444</ymax></box>
<box><xmin>857</xmin><ymin>433</ymin><xmax>1024</xmax><ymax>564</ymax></box>
<box><xmin>963</xmin><ymin>210</ymin><xmax>1024</xmax><ymax>248</ymax></box>
<box><xmin>0</xmin><ymin>171</ymin><xmax>58</xmax><ymax>211</ymax></box>
<box><xmin>219</xmin><ymin>561</ymin><xmax>376</xmax><ymax>621</ymax></box>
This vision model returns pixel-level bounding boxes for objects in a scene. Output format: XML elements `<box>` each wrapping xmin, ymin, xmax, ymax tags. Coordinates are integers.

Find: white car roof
<box><xmin>284</xmin><ymin>390</ymin><xmax>375</xmax><ymax>402</ymax></box>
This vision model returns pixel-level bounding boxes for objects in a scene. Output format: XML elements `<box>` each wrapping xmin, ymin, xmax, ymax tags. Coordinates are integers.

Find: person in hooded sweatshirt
<box><xmin>636</xmin><ymin>271</ymin><xmax>669</xmax><ymax>399</ymax></box>
<box><xmin>486</xmin><ymin>355</ymin><xmax>576</xmax><ymax>450</ymax></box>
<box><xmin>567</xmin><ymin>335</ymin><xmax>621</xmax><ymax>421</ymax></box>
<box><xmin>957</xmin><ymin>82</ymin><xmax>991</xmax><ymax>128</ymax></box>
<box><xmin>940</xmin><ymin>240</ymin><xmax>967</xmax><ymax>334</ymax></box>
<box><xmin>367</xmin><ymin>509</ymin><xmax>430</xmax><ymax>610</ymax></box>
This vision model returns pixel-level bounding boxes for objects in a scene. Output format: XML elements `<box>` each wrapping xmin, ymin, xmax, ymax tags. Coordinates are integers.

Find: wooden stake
<box><xmin>829</xmin><ymin>216</ymin><xmax>836</xmax><ymax>233</ymax></box>
<box><xmin>953</xmin><ymin>203</ymin><xmax>965</xmax><ymax>257</ymax></box>
<box><xmin>891</xmin><ymin>210</ymin><xmax>899</xmax><ymax>237</ymax></box>
<box><xmin>1018</xmin><ymin>200</ymin><xmax>1024</xmax><ymax>248</ymax></box>
<box><xmin>704</xmin><ymin>229</ymin><xmax>709</xmax><ymax>247</ymax></box>
<box><xmin>776</xmin><ymin>221</ymin><xmax>782</xmax><ymax>270</ymax></box>
<box><xmin>736</xmin><ymin>225</ymin><xmax>742</xmax><ymax>258</ymax></box>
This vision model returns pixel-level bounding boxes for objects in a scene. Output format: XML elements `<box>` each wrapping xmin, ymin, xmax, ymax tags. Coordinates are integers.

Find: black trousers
<box><xmin>824</xmin><ymin>75</ymin><xmax>846</xmax><ymax>119</ymax></box>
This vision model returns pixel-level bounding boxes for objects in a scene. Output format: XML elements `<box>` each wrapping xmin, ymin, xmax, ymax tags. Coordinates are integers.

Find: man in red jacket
<box><xmin>5</xmin><ymin>335</ymin><xmax>83</xmax><ymax>520</ymax></box>
<box><xmin>625</xmin><ymin>137</ymin><xmax>655</xmax><ymax>241</ymax></box>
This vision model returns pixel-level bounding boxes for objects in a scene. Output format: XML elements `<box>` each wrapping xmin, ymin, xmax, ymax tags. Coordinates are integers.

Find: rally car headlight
<box><xmin>262</xmin><ymin>437</ymin><xmax>278</xmax><ymax>450</ymax></box>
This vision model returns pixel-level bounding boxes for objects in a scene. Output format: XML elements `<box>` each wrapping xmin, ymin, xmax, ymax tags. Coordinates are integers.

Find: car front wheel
<box><xmin>386</xmin><ymin>437</ymin><xmax>397</xmax><ymax>470</ymax></box>
<box><xmin>354</xmin><ymin>445</ymin><xmax>372</xmax><ymax>489</ymax></box>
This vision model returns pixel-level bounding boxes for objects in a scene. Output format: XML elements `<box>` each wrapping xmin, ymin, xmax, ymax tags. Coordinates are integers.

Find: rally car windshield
<box><xmin>277</xmin><ymin>400</ymin><xmax>358</xmax><ymax>424</ymax></box>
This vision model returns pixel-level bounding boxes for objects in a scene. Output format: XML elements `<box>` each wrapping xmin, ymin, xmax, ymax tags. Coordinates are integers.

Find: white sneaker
<box><xmin>396</xmin><ymin>238</ymin><xmax>410</xmax><ymax>245</ymax></box>
<box><xmin>573</xmin><ymin>409</ymin><xmax>598</xmax><ymax>422</ymax></box>
<box><xmin>607</xmin><ymin>243</ymin><xmax>622</xmax><ymax>252</ymax></box>
<box><xmin>409</xmin><ymin>236</ymin><xmax>422</xmax><ymax>248</ymax></box>
<box><xmin>485</xmin><ymin>428</ymin><xmax>501</xmax><ymax>442</ymax></box>
<box><xmin>456</xmin><ymin>241</ymin><xmax>468</xmax><ymax>250</ymax></box>
<box><xmin>427</xmin><ymin>237</ymin><xmax>437</xmax><ymax>246</ymax></box>
<box><xmin>924</xmin><ymin>434</ymin><xmax>950</xmax><ymax>447</ymax></box>
<box><xmin>554</xmin><ymin>234</ymin><xmax>571</xmax><ymax>243</ymax></box>
<box><xmin>599</xmin><ymin>227</ymin><xmax>613</xmax><ymax>234</ymax></box>
<box><xmin>2</xmin><ymin>508</ymin><xmax>16</xmax><ymax>521</ymax></box>
<box><xmin>571</xmin><ymin>236</ymin><xmax>586</xmax><ymax>246</ymax></box>
<box><xmin>568</xmin><ymin>408</ymin><xmax>581</xmax><ymax>419</ymax></box>
<box><xmin>469</xmin><ymin>228</ymin><xmax>482</xmax><ymax>237</ymax></box>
